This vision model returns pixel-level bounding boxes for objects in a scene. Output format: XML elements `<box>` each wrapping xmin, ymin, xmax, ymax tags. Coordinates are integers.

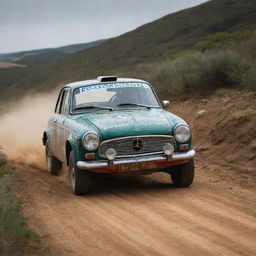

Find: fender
<box><xmin>65</xmin><ymin>134</ymin><xmax>79</xmax><ymax>166</ymax></box>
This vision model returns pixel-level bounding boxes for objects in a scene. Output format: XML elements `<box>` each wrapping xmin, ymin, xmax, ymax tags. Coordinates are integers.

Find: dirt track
<box><xmin>9</xmin><ymin>92</ymin><xmax>256</xmax><ymax>255</ymax></box>
<box><xmin>18</xmin><ymin>163</ymin><xmax>256</xmax><ymax>256</ymax></box>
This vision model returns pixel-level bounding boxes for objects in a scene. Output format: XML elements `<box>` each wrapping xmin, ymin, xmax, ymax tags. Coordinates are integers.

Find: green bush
<box><xmin>135</xmin><ymin>49</ymin><xmax>250</xmax><ymax>97</ymax></box>
<box><xmin>0</xmin><ymin>151</ymin><xmax>6</xmax><ymax>169</ymax></box>
<box><xmin>237</xmin><ymin>37</ymin><xmax>256</xmax><ymax>60</ymax></box>
<box><xmin>242</xmin><ymin>62</ymin><xmax>256</xmax><ymax>91</ymax></box>
<box><xmin>194</xmin><ymin>31</ymin><xmax>256</xmax><ymax>52</ymax></box>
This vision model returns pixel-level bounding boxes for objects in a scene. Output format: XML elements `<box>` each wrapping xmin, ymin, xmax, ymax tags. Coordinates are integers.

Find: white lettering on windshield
<box><xmin>79</xmin><ymin>83</ymin><xmax>149</xmax><ymax>93</ymax></box>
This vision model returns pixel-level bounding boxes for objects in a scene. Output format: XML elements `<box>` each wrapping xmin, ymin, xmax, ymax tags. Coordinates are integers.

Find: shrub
<box><xmin>0</xmin><ymin>151</ymin><xmax>6</xmax><ymax>168</ymax></box>
<box><xmin>237</xmin><ymin>37</ymin><xmax>256</xmax><ymax>60</ymax></box>
<box><xmin>242</xmin><ymin>62</ymin><xmax>256</xmax><ymax>91</ymax></box>
<box><xmin>194</xmin><ymin>31</ymin><xmax>256</xmax><ymax>52</ymax></box>
<box><xmin>135</xmin><ymin>49</ymin><xmax>250</xmax><ymax>98</ymax></box>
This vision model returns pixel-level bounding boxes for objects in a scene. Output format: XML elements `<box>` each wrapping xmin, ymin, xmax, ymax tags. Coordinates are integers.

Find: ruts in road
<box><xmin>18</xmin><ymin>165</ymin><xmax>256</xmax><ymax>256</ymax></box>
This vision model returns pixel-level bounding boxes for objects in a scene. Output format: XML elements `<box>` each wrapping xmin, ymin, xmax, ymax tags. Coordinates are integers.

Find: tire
<box><xmin>171</xmin><ymin>159</ymin><xmax>195</xmax><ymax>187</ymax></box>
<box><xmin>69</xmin><ymin>151</ymin><xmax>91</xmax><ymax>195</ymax></box>
<box><xmin>45</xmin><ymin>141</ymin><xmax>62</xmax><ymax>175</ymax></box>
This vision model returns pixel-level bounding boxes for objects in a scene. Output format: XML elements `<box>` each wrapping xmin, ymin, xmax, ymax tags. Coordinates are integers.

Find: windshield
<box><xmin>72</xmin><ymin>82</ymin><xmax>160</xmax><ymax>113</ymax></box>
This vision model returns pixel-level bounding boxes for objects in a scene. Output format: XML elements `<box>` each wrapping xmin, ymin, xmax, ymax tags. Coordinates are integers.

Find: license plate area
<box><xmin>118</xmin><ymin>161</ymin><xmax>157</xmax><ymax>173</ymax></box>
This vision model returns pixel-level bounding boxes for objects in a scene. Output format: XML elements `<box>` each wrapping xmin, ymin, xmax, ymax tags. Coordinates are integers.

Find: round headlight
<box><xmin>174</xmin><ymin>124</ymin><xmax>191</xmax><ymax>143</ymax></box>
<box><xmin>163</xmin><ymin>143</ymin><xmax>174</xmax><ymax>156</ymax></box>
<box><xmin>105</xmin><ymin>148</ymin><xmax>117</xmax><ymax>160</ymax></box>
<box><xmin>82</xmin><ymin>133</ymin><xmax>100</xmax><ymax>151</ymax></box>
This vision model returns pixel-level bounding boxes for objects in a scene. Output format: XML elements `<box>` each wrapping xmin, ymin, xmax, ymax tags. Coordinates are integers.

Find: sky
<box><xmin>0</xmin><ymin>0</ymin><xmax>208</xmax><ymax>54</ymax></box>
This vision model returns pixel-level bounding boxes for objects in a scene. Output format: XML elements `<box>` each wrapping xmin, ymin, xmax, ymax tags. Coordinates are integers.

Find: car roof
<box><xmin>63</xmin><ymin>77</ymin><xmax>149</xmax><ymax>89</ymax></box>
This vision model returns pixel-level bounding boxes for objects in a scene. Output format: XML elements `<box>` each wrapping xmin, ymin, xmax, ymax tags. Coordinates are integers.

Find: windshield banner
<box><xmin>79</xmin><ymin>82</ymin><xmax>149</xmax><ymax>93</ymax></box>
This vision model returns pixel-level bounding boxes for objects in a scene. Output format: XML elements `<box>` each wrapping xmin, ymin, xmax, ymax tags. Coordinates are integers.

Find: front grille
<box><xmin>99</xmin><ymin>135</ymin><xmax>176</xmax><ymax>158</ymax></box>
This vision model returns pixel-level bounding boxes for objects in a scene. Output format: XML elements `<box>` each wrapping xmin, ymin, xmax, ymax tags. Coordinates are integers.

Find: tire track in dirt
<box><xmin>19</xmin><ymin>166</ymin><xmax>256</xmax><ymax>256</ymax></box>
<box><xmin>101</xmin><ymin>190</ymin><xmax>256</xmax><ymax>255</ymax></box>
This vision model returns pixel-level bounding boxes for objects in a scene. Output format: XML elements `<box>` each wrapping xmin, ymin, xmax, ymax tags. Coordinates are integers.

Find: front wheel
<box><xmin>69</xmin><ymin>151</ymin><xmax>91</xmax><ymax>195</ymax></box>
<box><xmin>171</xmin><ymin>159</ymin><xmax>195</xmax><ymax>187</ymax></box>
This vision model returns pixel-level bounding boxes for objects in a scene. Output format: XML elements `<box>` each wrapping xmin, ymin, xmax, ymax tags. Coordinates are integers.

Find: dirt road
<box><xmin>17</xmin><ymin>162</ymin><xmax>256</xmax><ymax>256</ymax></box>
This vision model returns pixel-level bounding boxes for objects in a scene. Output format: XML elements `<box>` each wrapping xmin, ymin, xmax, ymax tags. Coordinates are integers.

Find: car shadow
<box><xmin>88</xmin><ymin>173</ymin><xmax>178</xmax><ymax>196</ymax></box>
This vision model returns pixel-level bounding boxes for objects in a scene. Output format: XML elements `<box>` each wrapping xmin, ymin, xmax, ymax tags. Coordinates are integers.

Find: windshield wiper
<box><xmin>117</xmin><ymin>103</ymin><xmax>151</xmax><ymax>109</ymax></box>
<box><xmin>74</xmin><ymin>105</ymin><xmax>113</xmax><ymax>111</ymax></box>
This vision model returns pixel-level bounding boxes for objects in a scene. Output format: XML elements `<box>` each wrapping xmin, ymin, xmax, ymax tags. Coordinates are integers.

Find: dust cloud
<box><xmin>0</xmin><ymin>90</ymin><xmax>59</xmax><ymax>169</ymax></box>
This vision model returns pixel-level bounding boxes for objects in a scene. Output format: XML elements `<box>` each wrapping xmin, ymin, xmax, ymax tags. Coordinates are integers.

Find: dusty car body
<box><xmin>43</xmin><ymin>76</ymin><xmax>195</xmax><ymax>195</ymax></box>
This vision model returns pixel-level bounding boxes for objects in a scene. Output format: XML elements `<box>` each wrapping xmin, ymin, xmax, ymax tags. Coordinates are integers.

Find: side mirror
<box><xmin>162</xmin><ymin>100</ymin><xmax>170</xmax><ymax>108</ymax></box>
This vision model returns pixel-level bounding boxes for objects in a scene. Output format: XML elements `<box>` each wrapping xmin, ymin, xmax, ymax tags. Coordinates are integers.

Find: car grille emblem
<box><xmin>132</xmin><ymin>138</ymin><xmax>143</xmax><ymax>151</ymax></box>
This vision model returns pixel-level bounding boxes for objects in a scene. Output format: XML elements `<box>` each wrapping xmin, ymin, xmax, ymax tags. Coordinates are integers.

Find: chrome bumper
<box><xmin>77</xmin><ymin>150</ymin><xmax>195</xmax><ymax>170</ymax></box>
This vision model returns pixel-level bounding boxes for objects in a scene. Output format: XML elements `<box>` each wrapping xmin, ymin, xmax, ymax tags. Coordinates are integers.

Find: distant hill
<box><xmin>0</xmin><ymin>39</ymin><xmax>105</xmax><ymax>66</ymax></box>
<box><xmin>54</xmin><ymin>40</ymin><xmax>107</xmax><ymax>53</ymax></box>
<box><xmin>40</xmin><ymin>0</ymin><xmax>256</xmax><ymax>74</ymax></box>
<box><xmin>1</xmin><ymin>0</ymin><xmax>256</xmax><ymax>104</ymax></box>
<box><xmin>14</xmin><ymin>51</ymin><xmax>70</xmax><ymax>66</ymax></box>
<box><xmin>0</xmin><ymin>62</ymin><xmax>26</xmax><ymax>69</ymax></box>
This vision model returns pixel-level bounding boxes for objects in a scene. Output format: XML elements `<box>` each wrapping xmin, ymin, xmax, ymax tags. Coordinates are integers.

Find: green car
<box><xmin>43</xmin><ymin>76</ymin><xmax>195</xmax><ymax>195</ymax></box>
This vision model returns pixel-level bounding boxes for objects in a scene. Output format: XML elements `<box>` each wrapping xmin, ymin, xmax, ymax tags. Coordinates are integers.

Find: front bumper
<box><xmin>77</xmin><ymin>149</ymin><xmax>195</xmax><ymax>174</ymax></box>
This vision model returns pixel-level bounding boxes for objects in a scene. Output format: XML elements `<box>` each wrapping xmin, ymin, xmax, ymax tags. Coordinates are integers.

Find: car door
<box><xmin>55</xmin><ymin>88</ymin><xmax>71</xmax><ymax>161</ymax></box>
<box><xmin>49</xmin><ymin>89</ymin><xmax>65</xmax><ymax>158</ymax></box>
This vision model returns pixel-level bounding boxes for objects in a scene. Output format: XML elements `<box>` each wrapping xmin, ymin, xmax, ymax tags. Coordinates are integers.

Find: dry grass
<box><xmin>0</xmin><ymin>153</ymin><xmax>49</xmax><ymax>256</ymax></box>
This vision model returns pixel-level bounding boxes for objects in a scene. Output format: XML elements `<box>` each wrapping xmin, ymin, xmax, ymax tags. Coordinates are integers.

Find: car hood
<box><xmin>75</xmin><ymin>108</ymin><xmax>183</xmax><ymax>140</ymax></box>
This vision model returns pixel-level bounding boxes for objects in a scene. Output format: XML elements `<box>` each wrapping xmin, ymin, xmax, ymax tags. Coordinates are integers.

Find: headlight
<box><xmin>105</xmin><ymin>148</ymin><xmax>117</xmax><ymax>160</ymax></box>
<box><xmin>174</xmin><ymin>124</ymin><xmax>191</xmax><ymax>143</ymax></box>
<box><xmin>82</xmin><ymin>133</ymin><xmax>100</xmax><ymax>151</ymax></box>
<box><xmin>163</xmin><ymin>143</ymin><xmax>174</xmax><ymax>156</ymax></box>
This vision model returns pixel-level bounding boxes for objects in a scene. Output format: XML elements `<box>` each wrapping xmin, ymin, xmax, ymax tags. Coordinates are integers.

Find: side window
<box><xmin>55</xmin><ymin>90</ymin><xmax>64</xmax><ymax>114</ymax></box>
<box><xmin>60</xmin><ymin>90</ymin><xmax>70</xmax><ymax>115</ymax></box>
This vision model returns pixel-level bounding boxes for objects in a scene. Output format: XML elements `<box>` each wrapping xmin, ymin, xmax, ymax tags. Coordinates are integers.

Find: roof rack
<box><xmin>97</xmin><ymin>76</ymin><xmax>117</xmax><ymax>82</ymax></box>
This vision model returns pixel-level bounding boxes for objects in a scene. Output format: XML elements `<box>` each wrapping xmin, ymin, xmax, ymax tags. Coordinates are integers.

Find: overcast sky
<box><xmin>0</xmin><ymin>0</ymin><xmax>208</xmax><ymax>54</ymax></box>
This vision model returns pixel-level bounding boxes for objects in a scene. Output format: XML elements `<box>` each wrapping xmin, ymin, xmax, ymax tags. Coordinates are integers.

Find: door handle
<box><xmin>53</xmin><ymin>119</ymin><xmax>57</xmax><ymax>123</ymax></box>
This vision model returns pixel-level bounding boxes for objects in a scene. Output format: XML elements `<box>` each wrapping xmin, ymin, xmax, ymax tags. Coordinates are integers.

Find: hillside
<box><xmin>0</xmin><ymin>0</ymin><xmax>256</xmax><ymax>105</ymax></box>
<box><xmin>0</xmin><ymin>39</ymin><xmax>105</xmax><ymax>66</ymax></box>
<box><xmin>52</xmin><ymin>0</ymin><xmax>256</xmax><ymax>74</ymax></box>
